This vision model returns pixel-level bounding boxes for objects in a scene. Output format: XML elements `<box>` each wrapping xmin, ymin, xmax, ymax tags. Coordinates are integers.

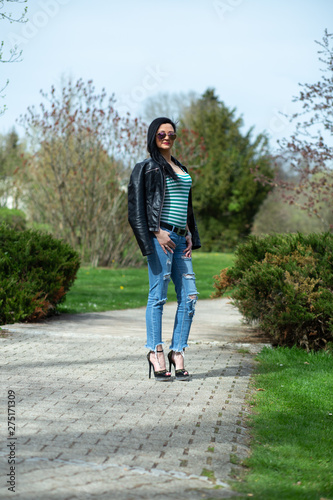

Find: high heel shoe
<box><xmin>168</xmin><ymin>350</ymin><xmax>190</xmax><ymax>381</ymax></box>
<box><xmin>147</xmin><ymin>350</ymin><xmax>171</xmax><ymax>381</ymax></box>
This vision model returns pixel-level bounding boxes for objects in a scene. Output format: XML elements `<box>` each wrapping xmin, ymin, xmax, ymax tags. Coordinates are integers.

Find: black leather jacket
<box><xmin>128</xmin><ymin>157</ymin><xmax>201</xmax><ymax>256</ymax></box>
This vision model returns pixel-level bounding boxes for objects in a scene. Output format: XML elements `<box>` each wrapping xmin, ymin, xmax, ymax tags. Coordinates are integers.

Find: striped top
<box><xmin>160</xmin><ymin>170</ymin><xmax>192</xmax><ymax>229</ymax></box>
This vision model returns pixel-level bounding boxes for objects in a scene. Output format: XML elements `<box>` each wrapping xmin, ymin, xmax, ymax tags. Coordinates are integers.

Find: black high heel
<box><xmin>168</xmin><ymin>350</ymin><xmax>190</xmax><ymax>381</ymax></box>
<box><xmin>147</xmin><ymin>350</ymin><xmax>171</xmax><ymax>381</ymax></box>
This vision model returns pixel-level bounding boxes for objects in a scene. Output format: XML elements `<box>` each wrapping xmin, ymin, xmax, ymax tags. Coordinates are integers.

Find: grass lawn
<box><xmin>58</xmin><ymin>252</ymin><xmax>234</xmax><ymax>314</ymax></box>
<box><xmin>234</xmin><ymin>346</ymin><xmax>333</xmax><ymax>500</ymax></box>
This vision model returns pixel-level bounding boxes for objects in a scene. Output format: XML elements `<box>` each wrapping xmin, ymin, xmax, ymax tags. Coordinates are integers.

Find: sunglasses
<box><xmin>156</xmin><ymin>131</ymin><xmax>177</xmax><ymax>141</ymax></box>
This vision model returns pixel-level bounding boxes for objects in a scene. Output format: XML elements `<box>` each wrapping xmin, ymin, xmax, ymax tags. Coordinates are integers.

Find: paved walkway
<box><xmin>1</xmin><ymin>299</ymin><xmax>268</xmax><ymax>499</ymax></box>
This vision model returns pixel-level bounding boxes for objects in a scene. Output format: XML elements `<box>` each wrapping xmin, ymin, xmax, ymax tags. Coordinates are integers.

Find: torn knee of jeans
<box><xmin>187</xmin><ymin>293</ymin><xmax>198</xmax><ymax>316</ymax></box>
<box><xmin>155</xmin><ymin>297</ymin><xmax>167</xmax><ymax>306</ymax></box>
<box><xmin>163</xmin><ymin>273</ymin><xmax>171</xmax><ymax>281</ymax></box>
<box><xmin>187</xmin><ymin>293</ymin><xmax>198</xmax><ymax>303</ymax></box>
<box><xmin>183</xmin><ymin>273</ymin><xmax>195</xmax><ymax>279</ymax></box>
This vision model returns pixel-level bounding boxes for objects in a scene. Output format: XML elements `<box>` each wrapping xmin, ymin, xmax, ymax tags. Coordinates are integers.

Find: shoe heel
<box><xmin>147</xmin><ymin>352</ymin><xmax>152</xmax><ymax>379</ymax></box>
<box><xmin>168</xmin><ymin>351</ymin><xmax>174</xmax><ymax>372</ymax></box>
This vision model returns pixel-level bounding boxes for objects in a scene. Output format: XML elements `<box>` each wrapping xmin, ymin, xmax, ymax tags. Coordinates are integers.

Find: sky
<box><xmin>1</xmin><ymin>0</ymin><xmax>332</xmax><ymax>150</ymax></box>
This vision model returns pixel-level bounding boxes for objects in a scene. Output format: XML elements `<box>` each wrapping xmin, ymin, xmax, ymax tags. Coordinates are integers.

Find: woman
<box><xmin>128</xmin><ymin>117</ymin><xmax>201</xmax><ymax>381</ymax></box>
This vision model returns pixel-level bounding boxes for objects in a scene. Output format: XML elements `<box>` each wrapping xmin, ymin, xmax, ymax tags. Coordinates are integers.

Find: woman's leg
<box><xmin>145</xmin><ymin>234</ymin><xmax>173</xmax><ymax>369</ymax></box>
<box><xmin>169</xmin><ymin>235</ymin><xmax>198</xmax><ymax>358</ymax></box>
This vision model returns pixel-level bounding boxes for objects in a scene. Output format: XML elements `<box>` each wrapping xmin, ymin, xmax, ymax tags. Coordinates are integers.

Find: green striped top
<box><xmin>160</xmin><ymin>170</ymin><xmax>192</xmax><ymax>229</ymax></box>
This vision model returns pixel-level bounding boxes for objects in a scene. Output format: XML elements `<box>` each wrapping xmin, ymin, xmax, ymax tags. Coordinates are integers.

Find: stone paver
<box><xmin>0</xmin><ymin>299</ymin><xmax>268</xmax><ymax>499</ymax></box>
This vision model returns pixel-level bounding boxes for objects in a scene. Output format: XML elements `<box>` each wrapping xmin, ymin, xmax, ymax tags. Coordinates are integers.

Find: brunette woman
<box><xmin>128</xmin><ymin>117</ymin><xmax>201</xmax><ymax>381</ymax></box>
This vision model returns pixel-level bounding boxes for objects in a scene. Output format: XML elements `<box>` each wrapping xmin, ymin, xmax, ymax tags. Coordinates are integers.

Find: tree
<box><xmin>142</xmin><ymin>90</ymin><xmax>198</xmax><ymax>124</ymax></box>
<box><xmin>0</xmin><ymin>0</ymin><xmax>28</xmax><ymax>113</ymax></box>
<box><xmin>180</xmin><ymin>88</ymin><xmax>273</xmax><ymax>250</ymax></box>
<box><xmin>142</xmin><ymin>90</ymin><xmax>208</xmax><ymax>170</ymax></box>
<box><xmin>251</xmin><ymin>188</ymin><xmax>329</xmax><ymax>236</ymax></box>
<box><xmin>18</xmin><ymin>78</ymin><xmax>147</xmax><ymax>267</ymax></box>
<box><xmin>254</xmin><ymin>29</ymin><xmax>333</xmax><ymax>231</ymax></box>
<box><xmin>0</xmin><ymin>128</ymin><xmax>25</xmax><ymax>207</ymax></box>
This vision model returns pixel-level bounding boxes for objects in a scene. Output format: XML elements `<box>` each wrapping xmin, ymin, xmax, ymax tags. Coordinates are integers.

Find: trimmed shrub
<box><xmin>0</xmin><ymin>207</ymin><xmax>26</xmax><ymax>231</ymax></box>
<box><xmin>213</xmin><ymin>233</ymin><xmax>333</xmax><ymax>350</ymax></box>
<box><xmin>0</xmin><ymin>225</ymin><xmax>80</xmax><ymax>323</ymax></box>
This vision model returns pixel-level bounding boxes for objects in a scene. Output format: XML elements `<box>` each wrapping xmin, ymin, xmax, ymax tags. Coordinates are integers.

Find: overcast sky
<box><xmin>1</xmin><ymin>0</ymin><xmax>332</xmax><ymax>149</ymax></box>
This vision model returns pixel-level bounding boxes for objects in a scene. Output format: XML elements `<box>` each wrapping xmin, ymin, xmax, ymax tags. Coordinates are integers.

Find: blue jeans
<box><xmin>145</xmin><ymin>227</ymin><xmax>198</xmax><ymax>353</ymax></box>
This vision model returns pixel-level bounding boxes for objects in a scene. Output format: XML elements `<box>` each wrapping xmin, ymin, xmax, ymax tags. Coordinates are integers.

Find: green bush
<box><xmin>213</xmin><ymin>232</ymin><xmax>333</xmax><ymax>350</ymax></box>
<box><xmin>196</xmin><ymin>217</ymin><xmax>241</xmax><ymax>252</ymax></box>
<box><xmin>0</xmin><ymin>207</ymin><xmax>26</xmax><ymax>231</ymax></box>
<box><xmin>0</xmin><ymin>225</ymin><xmax>80</xmax><ymax>323</ymax></box>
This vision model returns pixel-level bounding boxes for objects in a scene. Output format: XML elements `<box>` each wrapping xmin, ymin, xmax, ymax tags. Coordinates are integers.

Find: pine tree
<box><xmin>182</xmin><ymin>88</ymin><xmax>272</xmax><ymax>250</ymax></box>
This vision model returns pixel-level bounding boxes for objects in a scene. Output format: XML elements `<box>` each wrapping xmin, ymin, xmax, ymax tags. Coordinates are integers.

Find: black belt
<box><xmin>160</xmin><ymin>222</ymin><xmax>187</xmax><ymax>237</ymax></box>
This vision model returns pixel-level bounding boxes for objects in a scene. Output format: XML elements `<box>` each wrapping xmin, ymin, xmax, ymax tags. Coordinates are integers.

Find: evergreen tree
<box><xmin>182</xmin><ymin>88</ymin><xmax>273</xmax><ymax>250</ymax></box>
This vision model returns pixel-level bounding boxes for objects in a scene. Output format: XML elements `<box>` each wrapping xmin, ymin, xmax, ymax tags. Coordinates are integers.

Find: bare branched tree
<box><xmin>0</xmin><ymin>0</ymin><xmax>27</xmax><ymax>112</ymax></box>
<box><xmin>253</xmin><ymin>29</ymin><xmax>333</xmax><ymax>231</ymax></box>
<box><xmin>18</xmin><ymin>78</ymin><xmax>147</xmax><ymax>267</ymax></box>
<box><xmin>142</xmin><ymin>91</ymin><xmax>198</xmax><ymax>125</ymax></box>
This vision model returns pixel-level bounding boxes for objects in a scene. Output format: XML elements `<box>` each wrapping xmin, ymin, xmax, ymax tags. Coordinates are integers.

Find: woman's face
<box><xmin>155</xmin><ymin>123</ymin><xmax>176</xmax><ymax>153</ymax></box>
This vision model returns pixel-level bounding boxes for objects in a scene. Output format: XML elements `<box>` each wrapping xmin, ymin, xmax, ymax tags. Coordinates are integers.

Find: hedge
<box><xmin>0</xmin><ymin>225</ymin><xmax>80</xmax><ymax>323</ymax></box>
<box><xmin>213</xmin><ymin>232</ymin><xmax>333</xmax><ymax>350</ymax></box>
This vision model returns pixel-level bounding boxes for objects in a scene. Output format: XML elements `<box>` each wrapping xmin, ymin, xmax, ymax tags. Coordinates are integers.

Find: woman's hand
<box><xmin>154</xmin><ymin>229</ymin><xmax>176</xmax><ymax>255</ymax></box>
<box><xmin>183</xmin><ymin>234</ymin><xmax>193</xmax><ymax>258</ymax></box>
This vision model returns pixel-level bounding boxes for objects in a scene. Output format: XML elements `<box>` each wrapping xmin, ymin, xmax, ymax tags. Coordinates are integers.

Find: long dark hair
<box><xmin>147</xmin><ymin>117</ymin><xmax>178</xmax><ymax>180</ymax></box>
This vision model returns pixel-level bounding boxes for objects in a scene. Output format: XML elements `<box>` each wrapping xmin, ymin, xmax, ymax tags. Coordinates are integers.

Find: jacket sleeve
<box><xmin>128</xmin><ymin>162</ymin><xmax>154</xmax><ymax>256</ymax></box>
<box><xmin>187</xmin><ymin>188</ymin><xmax>201</xmax><ymax>251</ymax></box>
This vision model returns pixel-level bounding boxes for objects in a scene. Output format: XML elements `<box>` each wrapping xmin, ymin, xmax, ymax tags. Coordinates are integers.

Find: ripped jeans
<box><xmin>145</xmin><ymin>227</ymin><xmax>198</xmax><ymax>353</ymax></box>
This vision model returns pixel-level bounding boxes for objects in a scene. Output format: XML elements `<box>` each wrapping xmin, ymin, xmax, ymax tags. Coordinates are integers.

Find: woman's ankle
<box><xmin>171</xmin><ymin>350</ymin><xmax>185</xmax><ymax>370</ymax></box>
<box><xmin>149</xmin><ymin>349</ymin><xmax>167</xmax><ymax>371</ymax></box>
